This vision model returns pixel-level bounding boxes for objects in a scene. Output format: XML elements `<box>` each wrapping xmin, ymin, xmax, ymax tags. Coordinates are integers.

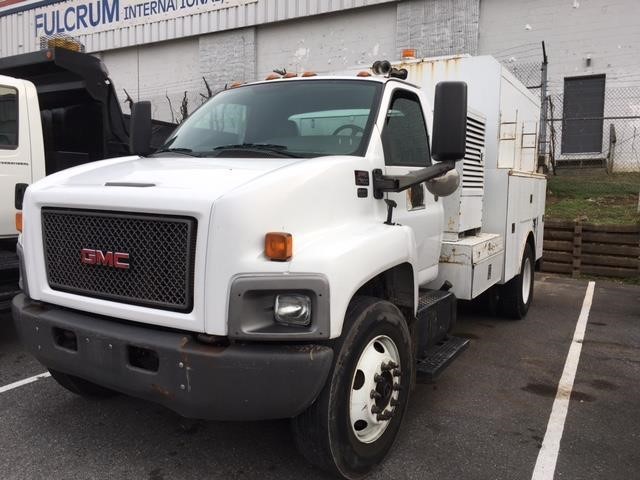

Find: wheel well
<box><xmin>353</xmin><ymin>263</ymin><xmax>414</xmax><ymax>317</ymax></box>
<box><xmin>526</xmin><ymin>231</ymin><xmax>535</xmax><ymax>256</ymax></box>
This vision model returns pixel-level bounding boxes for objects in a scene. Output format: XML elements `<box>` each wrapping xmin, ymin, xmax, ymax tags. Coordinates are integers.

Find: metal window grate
<box><xmin>41</xmin><ymin>208</ymin><xmax>197</xmax><ymax>312</ymax></box>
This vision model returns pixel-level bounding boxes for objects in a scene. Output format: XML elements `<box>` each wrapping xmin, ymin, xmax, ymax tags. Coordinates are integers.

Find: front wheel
<box><xmin>292</xmin><ymin>296</ymin><xmax>413</xmax><ymax>479</ymax></box>
<box><xmin>500</xmin><ymin>243</ymin><xmax>535</xmax><ymax>319</ymax></box>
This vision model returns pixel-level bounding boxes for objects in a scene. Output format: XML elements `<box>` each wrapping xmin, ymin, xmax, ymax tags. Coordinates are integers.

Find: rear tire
<box><xmin>292</xmin><ymin>296</ymin><xmax>413</xmax><ymax>479</ymax></box>
<box><xmin>500</xmin><ymin>243</ymin><xmax>535</xmax><ymax>319</ymax></box>
<box><xmin>49</xmin><ymin>369</ymin><xmax>117</xmax><ymax>398</ymax></box>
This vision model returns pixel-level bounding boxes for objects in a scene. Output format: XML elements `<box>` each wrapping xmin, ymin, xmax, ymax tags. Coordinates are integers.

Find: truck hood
<box><xmin>46</xmin><ymin>155</ymin><xmax>300</xmax><ymax>194</ymax></box>
<box><xmin>23</xmin><ymin>154</ymin><xmax>303</xmax><ymax>334</ymax></box>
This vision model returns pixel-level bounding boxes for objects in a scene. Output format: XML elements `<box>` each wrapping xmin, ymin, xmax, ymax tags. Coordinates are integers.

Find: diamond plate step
<box><xmin>416</xmin><ymin>336</ymin><xmax>470</xmax><ymax>383</ymax></box>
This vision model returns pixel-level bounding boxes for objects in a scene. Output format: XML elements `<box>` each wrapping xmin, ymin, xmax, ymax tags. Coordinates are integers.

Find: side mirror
<box><xmin>129</xmin><ymin>101</ymin><xmax>152</xmax><ymax>156</ymax></box>
<box><xmin>431</xmin><ymin>82</ymin><xmax>467</xmax><ymax>162</ymax></box>
<box><xmin>426</xmin><ymin>169</ymin><xmax>460</xmax><ymax>197</ymax></box>
<box><xmin>15</xmin><ymin>183</ymin><xmax>28</xmax><ymax>210</ymax></box>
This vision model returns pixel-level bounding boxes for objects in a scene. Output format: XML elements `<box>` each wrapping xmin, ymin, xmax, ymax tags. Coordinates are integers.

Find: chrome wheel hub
<box><xmin>349</xmin><ymin>335</ymin><xmax>402</xmax><ymax>444</ymax></box>
<box><xmin>522</xmin><ymin>256</ymin><xmax>532</xmax><ymax>304</ymax></box>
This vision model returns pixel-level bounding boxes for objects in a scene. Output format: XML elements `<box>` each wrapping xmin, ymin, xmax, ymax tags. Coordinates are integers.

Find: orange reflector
<box><xmin>283</xmin><ymin>72</ymin><xmax>297</xmax><ymax>78</ymax></box>
<box><xmin>15</xmin><ymin>212</ymin><xmax>23</xmax><ymax>233</ymax></box>
<box><xmin>230</xmin><ymin>81</ymin><xmax>244</xmax><ymax>88</ymax></box>
<box><xmin>301</xmin><ymin>71</ymin><xmax>317</xmax><ymax>77</ymax></box>
<box><xmin>401</xmin><ymin>48</ymin><xmax>417</xmax><ymax>59</ymax></box>
<box><xmin>357</xmin><ymin>71</ymin><xmax>372</xmax><ymax>77</ymax></box>
<box><xmin>265</xmin><ymin>232</ymin><xmax>293</xmax><ymax>261</ymax></box>
<box><xmin>265</xmin><ymin>73</ymin><xmax>281</xmax><ymax>81</ymax></box>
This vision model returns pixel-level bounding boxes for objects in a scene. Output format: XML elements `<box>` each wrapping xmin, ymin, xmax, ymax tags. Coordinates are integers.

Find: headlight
<box><xmin>274</xmin><ymin>294</ymin><xmax>311</xmax><ymax>327</ymax></box>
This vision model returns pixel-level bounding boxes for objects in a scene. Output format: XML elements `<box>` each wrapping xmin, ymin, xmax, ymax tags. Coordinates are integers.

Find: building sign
<box><xmin>0</xmin><ymin>0</ymin><xmax>59</xmax><ymax>17</ymax></box>
<box><xmin>1</xmin><ymin>0</ymin><xmax>256</xmax><ymax>35</ymax></box>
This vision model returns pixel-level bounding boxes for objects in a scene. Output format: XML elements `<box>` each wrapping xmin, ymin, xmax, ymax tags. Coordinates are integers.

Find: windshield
<box><xmin>159</xmin><ymin>80</ymin><xmax>382</xmax><ymax>158</ymax></box>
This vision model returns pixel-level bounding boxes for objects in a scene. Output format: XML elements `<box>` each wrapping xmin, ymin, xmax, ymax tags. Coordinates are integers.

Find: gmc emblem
<box><xmin>80</xmin><ymin>248</ymin><xmax>130</xmax><ymax>269</ymax></box>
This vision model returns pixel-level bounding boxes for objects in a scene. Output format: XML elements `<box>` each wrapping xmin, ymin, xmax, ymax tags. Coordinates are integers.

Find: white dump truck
<box><xmin>12</xmin><ymin>55</ymin><xmax>545</xmax><ymax>478</ymax></box>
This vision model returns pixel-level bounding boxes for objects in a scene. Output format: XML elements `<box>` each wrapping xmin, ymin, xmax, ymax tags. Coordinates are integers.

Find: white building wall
<box><xmin>478</xmin><ymin>0</ymin><xmax>640</xmax><ymax>89</ymax></box>
<box><xmin>478</xmin><ymin>0</ymin><xmax>640</xmax><ymax>171</ymax></box>
<box><xmin>256</xmin><ymin>4</ymin><xmax>397</xmax><ymax>78</ymax></box>
<box><xmin>0</xmin><ymin>0</ymin><xmax>400</xmax><ymax>58</ymax></box>
<box><xmin>100</xmin><ymin>37</ymin><xmax>201</xmax><ymax>121</ymax></box>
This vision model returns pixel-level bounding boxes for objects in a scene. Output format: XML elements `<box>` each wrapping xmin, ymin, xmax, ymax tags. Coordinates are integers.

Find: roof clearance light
<box><xmin>265</xmin><ymin>73</ymin><xmax>281</xmax><ymax>81</ymax></box>
<box><xmin>283</xmin><ymin>72</ymin><xmax>298</xmax><ymax>78</ymax></box>
<box><xmin>265</xmin><ymin>232</ymin><xmax>293</xmax><ymax>261</ymax></box>
<box><xmin>230</xmin><ymin>82</ymin><xmax>244</xmax><ymax>88</ymax></box>
<box><xmin>402</xmin><ymin>49</ymin><xmax>417</xmax><ymax>60</ymax></box>
<box><xmin>301</xmin><ymin>71</ymin><xmax>318</xmax><ymax>77</ymax></box>
<box><xmin>357</xmin><ymin>71</ymin><xmax>372</xmax><ymax>77</ymax></box>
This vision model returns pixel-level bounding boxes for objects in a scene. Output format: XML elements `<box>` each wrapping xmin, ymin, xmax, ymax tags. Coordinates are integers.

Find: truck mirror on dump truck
<box><xmin>15</xmin><ymin>183</ymin><xmax>28</xmax><ymax>210</ymax></box>
<box><xmin>129</xmin><ymin>101</ymin><xmax>152</xmax><ymax>156</ymax></box>
<box><xmin>431</xmin><ymin>82</ymin><xmax>467</xmax><ymax>162</ymax></box>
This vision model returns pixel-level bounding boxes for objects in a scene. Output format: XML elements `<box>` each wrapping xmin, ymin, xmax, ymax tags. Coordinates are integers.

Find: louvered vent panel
<box><xmin>462</xmin><ymin>116</ymin><xmax>486</xmax><ymax>193</ymax></box>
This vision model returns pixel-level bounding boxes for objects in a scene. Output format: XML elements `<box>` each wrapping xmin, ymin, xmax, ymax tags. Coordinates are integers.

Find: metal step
<box><xmin>417</xmin><ymin>289</ymin><xmax>451</xmax><ymax>311</ymax></box>
<box><xmin>416</xmin><ymin>336</ymin><xmax>470</xmax><ymax>383</ymax></box>
<box><xmin>0</xmin><ymin>250</ymin><xmax>19</xmax><ymax>271</ymax></box>
<box><xmin>0</xmin><ymin>283</ymin><xmax>20</xmax><ymax>311</ymax></box>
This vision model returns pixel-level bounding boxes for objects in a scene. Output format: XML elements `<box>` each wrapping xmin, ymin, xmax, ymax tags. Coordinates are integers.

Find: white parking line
<box><xmin>531</xmin><ymin>280</ymin><xmax>596</xmax><ymax>480</ymax></box>
<box><xmin>0</xmin><ymin>371</ymin><xmax>51</xmax><ymax>394</ymax></box>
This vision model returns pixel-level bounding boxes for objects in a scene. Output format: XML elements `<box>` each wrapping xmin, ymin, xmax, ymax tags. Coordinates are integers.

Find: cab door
<box><xmin>0</xmin><ymin>76</ymin><xmax>32</xmax><ymax>239</ymax></box>
<box><xmin>376</xmin><ymin>83</ymin><xmax>443</xmax><ymax>285</ymax></box>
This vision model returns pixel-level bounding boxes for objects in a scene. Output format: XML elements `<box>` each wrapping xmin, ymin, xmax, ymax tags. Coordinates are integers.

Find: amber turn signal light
<box><xmin>265</xmin><ymin>232</ymin><xmax>293</xmax><ymax>261</ymax></box>
<box><xmin>15</xmin><ymin>212</ymin><xmax>23</xmax><ymax>232</ymax></box>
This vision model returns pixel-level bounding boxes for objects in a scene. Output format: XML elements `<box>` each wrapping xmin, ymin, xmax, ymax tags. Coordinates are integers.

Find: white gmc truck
<box><xmin>12</xmin><ymin>55</ymin><xmax>545</xmax><ymax>478</ymax></box>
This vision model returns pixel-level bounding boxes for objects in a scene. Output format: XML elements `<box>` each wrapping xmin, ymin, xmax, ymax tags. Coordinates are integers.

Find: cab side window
<box><xmin>381</xmin><ymin>90</ymin><xmax>430</xmax><ymax>167</ymax></box>
<box><xmin>0</xmin><ymin>85</ymin><xmax>18</xmax><ymax>150</ymax></box>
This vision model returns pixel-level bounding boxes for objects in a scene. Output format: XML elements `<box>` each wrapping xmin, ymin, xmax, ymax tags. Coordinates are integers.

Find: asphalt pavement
<box><xmin>0</xmin><ymin>274</ymin><xmax>638</xmax><ymax>480</ymax></box>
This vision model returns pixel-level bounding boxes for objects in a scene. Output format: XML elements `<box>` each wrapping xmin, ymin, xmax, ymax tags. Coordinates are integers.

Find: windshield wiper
<box><xmin>212</xmin><ymin>143</ymin><xmax>302</xmax><ymax>158</ymax></box>
<box><xmin>153</xmin><ymin>147</ymin><xmax>201</xmax><ymax>157</ymax></box>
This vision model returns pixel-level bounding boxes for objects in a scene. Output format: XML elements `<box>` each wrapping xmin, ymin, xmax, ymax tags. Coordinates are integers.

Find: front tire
<box><xmin>292</xmin><ymin>296</ymin><xmax>413</xmax><ymax>479</ymax></box>
<box><xmin>500</xmin><ymin>243</ymin><xmax>535</xmax><ymax>319</ymax></box>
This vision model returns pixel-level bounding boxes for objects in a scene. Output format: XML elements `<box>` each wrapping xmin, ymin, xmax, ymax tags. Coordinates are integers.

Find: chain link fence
<box><xmin>500</xmin><ymin>54</ymin><xmax>639</xmax><ymax>224</ymax></box>
<box><xmin>545</xmin><ymin>87</ymin><xmax>640</xmax><ymax>173</ymax></box>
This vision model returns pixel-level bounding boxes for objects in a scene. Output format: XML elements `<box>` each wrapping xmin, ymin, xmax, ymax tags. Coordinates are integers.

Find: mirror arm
<box><xmin>372</xmin><ymin>162</ymin><xmax>456</xmax><ymax>199</ymax></box>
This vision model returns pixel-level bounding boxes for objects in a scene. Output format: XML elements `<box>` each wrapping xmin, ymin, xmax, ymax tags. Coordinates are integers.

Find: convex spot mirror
<box><xmin>426</xmin><ymin>169</ymin><xmax>460</xmax><ymax>197</ymax></box>
<box><xmin>431</xmin><ymin>81</ymin><xmax>467</xmax><ymax>162</ymax></box>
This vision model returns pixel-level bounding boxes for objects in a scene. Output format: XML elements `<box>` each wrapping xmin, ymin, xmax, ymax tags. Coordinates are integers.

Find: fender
<box><xmin>289</xmin><ymin>223</ymin><xmax>418</xmax><ymax>338</ymax></box>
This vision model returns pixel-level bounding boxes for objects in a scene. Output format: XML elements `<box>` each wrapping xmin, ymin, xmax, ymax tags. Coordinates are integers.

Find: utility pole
<box><xmin>538</xmin><ymin>41</ymin><xmax>549</xmax><ymax>172</ymax></box>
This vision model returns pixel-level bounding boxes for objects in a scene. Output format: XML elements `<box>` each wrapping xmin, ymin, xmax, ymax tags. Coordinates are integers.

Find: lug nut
<box><xmin>393</xmin><ymin>384</ymin><xmax>402</xmax><ymax>391</ymax></box>
<box><xmin>390</xmin><ymin>398</ymin><xmax>400</xmax><ymax>407</ymax></box>
<box><xmin>371</xmin><ymin>405</ymin><xmax>382</xmax><ymax>414</ymax></box>
<box><xmin>370</xmin><ymin>389</ymin><xmax>381</xmax><ymax>399</ymax></box>
<box><xmin>374</xmin><ymin>373</ymin><xmax>382</xmax><ymax>382</ymax></box>
<box><xmin>377</xmin><ymin>410</ymin><xmax>395</xmax><ymax>421</ymax></box>
<box><xmin>393</xmin><ymin>368</ymin><xmax>402</xmax><ymax>377</ymax></box>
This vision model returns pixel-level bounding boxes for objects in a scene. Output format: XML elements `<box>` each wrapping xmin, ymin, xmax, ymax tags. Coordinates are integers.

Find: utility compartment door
<box><xmin>504</xmin><ymin>173</ymin><xmax>547</xmax><ymax>281</ymax></box>
<box><xmin>0</xmin><ymin>77</ymin><xmax>31</xmax><ymax>238</ymax></box>
<box><xmin>427</xmin><ymin>233</ymin><xmax>504</xmax><ymax>300</ymax></box>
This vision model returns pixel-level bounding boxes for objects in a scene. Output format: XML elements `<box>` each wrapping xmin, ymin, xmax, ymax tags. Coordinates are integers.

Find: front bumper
<box><xmin>12</xmin><ymin>294</ymin><xmax>333</xmax><ymax>421</ymax></box>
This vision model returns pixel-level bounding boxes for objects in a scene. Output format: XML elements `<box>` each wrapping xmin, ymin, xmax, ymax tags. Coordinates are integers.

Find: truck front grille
<box><xmin>41</xmin><ymin>208</ymin><xmax>197</xmax><ymax>312</ymax></box>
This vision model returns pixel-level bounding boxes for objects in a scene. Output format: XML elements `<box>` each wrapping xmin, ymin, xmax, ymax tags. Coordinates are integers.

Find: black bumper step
<box><xmin>0</xmin><ymin>250</ymin><xmax>19</xmax><ymax>271</ymax></box>
<box><xmin>416</xmin><ymin>336</ymin><xmax>470</xmax><ymax>383</ymax></box>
